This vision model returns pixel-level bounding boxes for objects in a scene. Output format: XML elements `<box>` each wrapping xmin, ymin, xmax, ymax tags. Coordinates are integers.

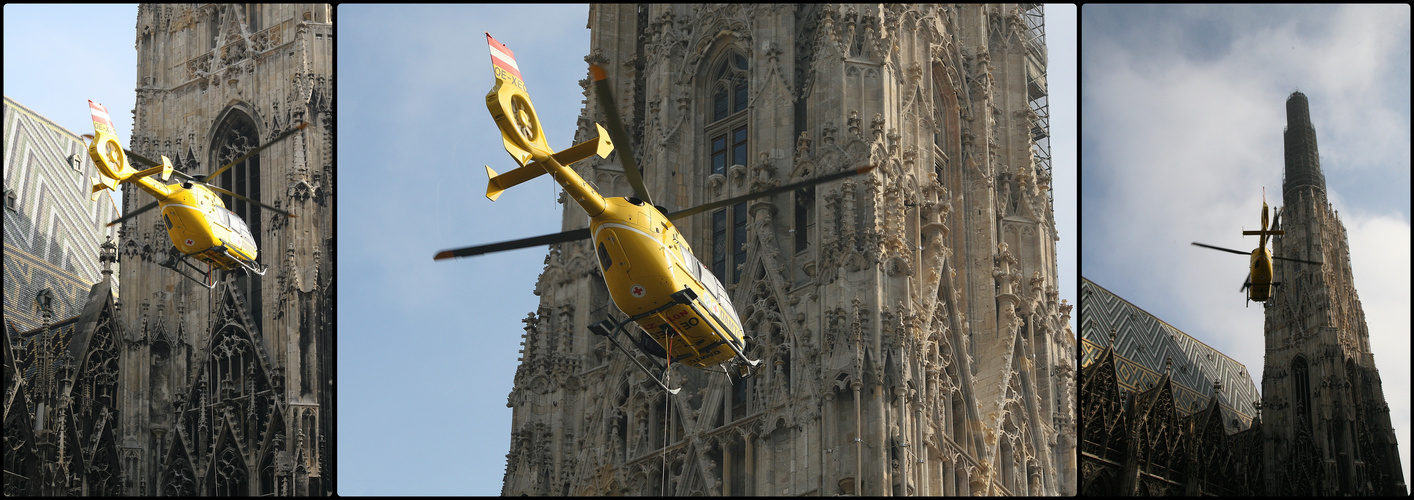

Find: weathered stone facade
<box><xmin>1259</xmin><ymin>92</ymin><xmax>1405</xmax><ymax>496</ymax></box>
<box><xmin>4</xmin><ymin>4</ymin><xmax>334</xmax><ymax>496</ymax></box>
<box><xmin>502</xmin><ymin>4</ymin><xmax>1075</xmax><ymax>495</ymax></box>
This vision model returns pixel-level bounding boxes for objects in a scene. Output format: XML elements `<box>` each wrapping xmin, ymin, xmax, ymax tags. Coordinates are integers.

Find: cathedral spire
<box><xmin>1282</xmin><ymin>91</ymin><xmax>1326</xmax><ymax>198</ymax></box>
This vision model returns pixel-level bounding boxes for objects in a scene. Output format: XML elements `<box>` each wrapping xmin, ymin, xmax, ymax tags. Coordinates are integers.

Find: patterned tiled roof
<box><xmin>1080</xmin><ymin>277</ymin><xmax>1259</xmax><ymax>433</ymax></box>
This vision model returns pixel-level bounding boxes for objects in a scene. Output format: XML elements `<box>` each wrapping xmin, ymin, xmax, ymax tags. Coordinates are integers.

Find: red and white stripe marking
<box><xmin>486</xmin><ymin>33</ymin><xmax>522</xmax><ymax>81</ymax></box>
<box><xmin>89</xmin><ymin>100</ymin><xmax>115</xmax><ymax>135</ymax></box>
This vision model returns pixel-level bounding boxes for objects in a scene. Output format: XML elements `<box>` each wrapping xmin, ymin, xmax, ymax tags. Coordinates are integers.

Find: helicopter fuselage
<box><xmin>590</xmin><ymin>196</ymin><xmax>747</xmax><ymax>369</ymax></box>
<box><xmin>1248</xmin><ymin>246</ymin><xmax>1274</xmax><ymax>302</ymax></box>
<box><xmin>157</xmin><ymin>183</ymin><xmax>260</xmax><ymax>272</ymax></box>
<box><xmin>89</xmin><ymin>128</ymin><xmax>259</xmax><ymax>272</ymax></box>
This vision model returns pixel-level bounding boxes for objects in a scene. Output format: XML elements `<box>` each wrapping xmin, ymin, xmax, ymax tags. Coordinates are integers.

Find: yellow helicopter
<box><xmin>1192</xmin><ymin>191</ymin><xmax>1322</xmax><ymax>305</ymax></box>
<box><xmin>86</xmin><ymin>100</ymin><xmax>305</xmax><ymax>288</ymax></box>
<box><xmin>434</xmin><ymin>34</ymin><xmax>874</xmax><ymax>393</ymax></box>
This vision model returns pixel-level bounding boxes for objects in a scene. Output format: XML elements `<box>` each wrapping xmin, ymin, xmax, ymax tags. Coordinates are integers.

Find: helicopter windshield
<box><xmin>223</xmin><ymin>208</ymin><xmax>253</xmax><ymax>240</ymax></box>
<box><xmin>676</xmin><ymin>244</ymin><xmax>739</xmax><ymax>324</ymax></box>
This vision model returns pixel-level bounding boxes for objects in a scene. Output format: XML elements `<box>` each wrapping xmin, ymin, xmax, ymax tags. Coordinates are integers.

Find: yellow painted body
<box><xmin>157</xmin><ymin>184</ymin><xmax>260</xmax><ymax>271</ymax></box>
<box><xmin>1241</xmin><ymin>201</ymin><xmax>1282</xmax><ymax>303</ymax></box>
<box><xmin>88</xmin><ymin>127</ymin><xmax>259</xmax><ymax>272</ymax></box>
<box><xmin>1248</xmin><ymin>247</ymin><xmax>1274</xmax><ymax>302</ymax></box>
<box><xmin>592</xmin><ymin>198</ymin><xmax>746</xmax><ymax>368</ymax></box>
<box><xmin>483</xmin><ymin>47</ymin><xmax>748</xmax><ymax>370</ymax></box>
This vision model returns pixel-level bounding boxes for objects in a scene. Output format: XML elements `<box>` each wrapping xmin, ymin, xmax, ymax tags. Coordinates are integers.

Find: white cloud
<box><xmin>1084</xmin><ymin>4</ymin><xmax>1410</xmax><ymax>486</ymax></box>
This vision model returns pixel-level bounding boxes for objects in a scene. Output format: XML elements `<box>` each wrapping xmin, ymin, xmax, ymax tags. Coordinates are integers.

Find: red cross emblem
<box><xmin>630</xmin><ymin>284</ymin><xmax>646</xmax><ymax>298</ymax></box>
<box><xmin>184</xmin><ymin>239</ymin><xmax>195</xmax><ymax>247</ymax></box>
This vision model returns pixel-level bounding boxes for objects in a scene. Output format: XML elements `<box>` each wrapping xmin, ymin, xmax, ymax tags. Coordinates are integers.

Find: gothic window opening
<box><xmin>711</xmin><ymin>202</ymin><xmax>750</xmax><ymax>286</ymax></box>
<box><xmin>1292</xmin><ymin>356</ymin><xmax>1311</xmax><ymax>431</ymax></box>
<box><xmin>706</xmin><ymin>51</ymin><xmax>748</xmax><ymax>178</ymax></box>
<box><xmin>211</xmin><ymin>110</ymin><xmax>263</xmax><ymax>326</ymax></box>
<box><xmin>713</xmin><ymin>209</ymin><xmax>727</xmax><ymax>280</ymax></box>
<box><xmin>952</xmin><ymin>392</ymin><xmax>966</xmax><ymax>452</ymax></box>
<box><xmin>726</xmin><ymin>435</ymin><xmax>746</xmax><ymax>495</ymax></box>
<box><xmin>211</xmin><ymin>441</ymin><xmax>249</xmax><ymax>496</ymax></box>
<box><xmin>732</xmin><ymin>202</ymin><xmax>746</xmax><ymax>284</ymax></box>
<box><xmin>731</xmin><ymin>370</ymin><xmax>750</xmax><ymax>421</ymax></box>
<box><xmin>795</xmin><ymin>187</ymin><xmax>814</xmax><ymax>253</ymax></box>
<box><xmin>1001</xmin><ymin>438</ymin><xmax>1015</xmax><ymax>492</ymax></box>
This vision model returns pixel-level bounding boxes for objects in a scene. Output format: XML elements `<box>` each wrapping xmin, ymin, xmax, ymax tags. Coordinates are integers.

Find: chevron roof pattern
<box><xmin>1081</xmin><ymin>277</ymin><xmax>1259</xmax><ymax>433</ymax></box>
<box><xmin>4</xmin><ymin>96</ymin><xmax>119</xmax><ymax>333</ymax></box>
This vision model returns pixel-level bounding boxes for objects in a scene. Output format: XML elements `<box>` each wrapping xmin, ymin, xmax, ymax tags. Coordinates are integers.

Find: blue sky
<box><xmin>337</xmin><ymin>5</ymin><xmax>593</xmax><ymax>496</ymax></box>
<box><xmin>4</xmin><ymin>4</ymin><xmax>138</xmax><ymax>213</ymax></box>
<box><xmin>338</xmin><ymin>4</ymin><xmax>1075</xmax><ymax>496</ymax></box>
<box><xmin>1082</xmin><ymin>4</ymin><xmax>1410</xmax><ymax>486</ymax></box>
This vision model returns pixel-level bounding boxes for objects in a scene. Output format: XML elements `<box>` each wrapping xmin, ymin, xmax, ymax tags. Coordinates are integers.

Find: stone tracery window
<box><xmin>211</xmin><ymin>109</ymin><xmax>263</xmax><ymax>324</ymax></box>
<box><xmin>705</xmin><ymin>50</ymin><xmax>750</xmax><ymax>286</ymax></box>
<box><xmin>1292</xmin><ymin>356</ymin><xmax>1311</xmax><ymax>431</ymax></box>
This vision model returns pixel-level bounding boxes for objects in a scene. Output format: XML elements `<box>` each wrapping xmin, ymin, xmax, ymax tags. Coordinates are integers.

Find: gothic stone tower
<box><xmin>501</xmin><ymin>4</ymin><xmax>1075</xmax><ymax>496</ymax></box>
<box><xmin>1260</xmin><ymin>92</ymin><xmax>1406</xmax><ymax>496</ymax></box>
<box><xmin>107</xmin><ymin>4</ymin><xmax>334</xmax><ymax>495</ymax></box>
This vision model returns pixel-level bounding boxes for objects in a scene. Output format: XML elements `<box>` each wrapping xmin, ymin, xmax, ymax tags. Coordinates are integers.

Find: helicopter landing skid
<box><xmin>158</xmin><ymin>250</ymin><xmax>216</xmax><ymax>290</ymax></box>
<box><xmin>229</xmin><ymin>254</ymin><xmax>267</xmax><ymax>276</ymax></box>
<box><xmin>590</xmin><ymin>318</ymin><xmax>680</xmax><ymax>395</ymax></box>
<box><xmin>210</xmin><ymin>245</ymin><xmax>267</xmax><ymax>276</ymax></box>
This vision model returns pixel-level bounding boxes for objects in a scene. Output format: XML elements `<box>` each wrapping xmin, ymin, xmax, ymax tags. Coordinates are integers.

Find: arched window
<box><xmin>211</xmin><ymin>109</ymin><xmax>263</xmax><ymax>325</ymax></box>
<box><xmin>1292</xmin><ymin>356</ymin><xmax>1311</xmax><ymax>430</ymax></box>
<box><xmin>706</xmin><ymin>50</ymin><xmax>750</xmax><ymax>286</ymax></box>
<box><xmin>952</xmin><ymin>392</ymin><xmax>966</xmax><ymax>452</ymax></box>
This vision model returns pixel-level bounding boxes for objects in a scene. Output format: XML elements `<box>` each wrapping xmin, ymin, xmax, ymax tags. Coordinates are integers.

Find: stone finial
<box><xmin>100</xmin><ymin>235</ymin><xmax>118</xmax><ymax>278</ymax></box>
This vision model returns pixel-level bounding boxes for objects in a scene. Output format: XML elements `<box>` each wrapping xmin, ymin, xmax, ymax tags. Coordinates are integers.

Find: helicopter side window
<box><xmin>677</xmin><ymin>244</ymin><xmax>702</xmax><ymax>283</ymax></box>
<box><xmin>164</xmin><ymin>214</ymin><xmax>174</xmax><ymax>231</ymax></box>
<box><xmin>598</xmin><ymin>241</ymin><xmax>612</xmax><ymax>271</ymax></box>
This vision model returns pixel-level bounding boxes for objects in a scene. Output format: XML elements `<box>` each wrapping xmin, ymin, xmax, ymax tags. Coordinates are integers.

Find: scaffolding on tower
<box><xmin>1021</xmin><ymin>4</ymin><xmax>1052</xmax><ymax>214</ymax></box>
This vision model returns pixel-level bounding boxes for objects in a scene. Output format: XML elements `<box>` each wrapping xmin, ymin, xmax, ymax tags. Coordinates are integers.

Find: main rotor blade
<box><xmin>107</xmin><ymin>200</ymin><xmax>160</xmax><ymax>227</ymax></box>
<box><xmin>667</xmin><ymin>165</ymin><xmax>877</xmax><ymax>221</ymax></box>
<box><xmin>1191</xmin><ymin>242</ymin><xmax>1250</xmax><ymax>256</ymax></box>
<box><xmin>1241</xmin><ymin>273</ymin><xmax>1251</xmax><ymax>293</ymax></box>
<box><xmin>198</xmin><ymin>122</ymin><xmax>309</xmax><ymax>183</ymax></box>
<box><xmin>1273</xmin><ymin>255</ymin><xmax>1323</xmax><ymax>266</ymax></box>
<box><xmin>589</xmin><ymin>65</ymin><xmax>651</xmax><ymax>206</ymax></box>
<box><xmin>434</xmin><ymin>227</ymin><xmax>592</xmax><ymax>260</ymax></box>
<box><xmin>204</xmin><ymin>185</ymin><xmax>297</xmax><ymax>218</ymax></box>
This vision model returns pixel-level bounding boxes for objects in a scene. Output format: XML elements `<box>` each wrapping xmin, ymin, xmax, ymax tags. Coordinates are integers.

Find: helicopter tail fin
<box><xmin>485</xmin><ymin>123</ymin><xmax>615</xmax><ymax>201</ymax></box>
<box><xmin>87</xmin><ymin>100</ymin><xmax>139</xmax><ymax>184</ymax></box>
<box><xmin>90</xmin><ymin>175</ymin><xmax>117</xmax><ymax>201</ymax></box>
<box><xmin>485</xmin><ymin>164</ymin><xmax>537</xmax><ymax>201</ymax></box>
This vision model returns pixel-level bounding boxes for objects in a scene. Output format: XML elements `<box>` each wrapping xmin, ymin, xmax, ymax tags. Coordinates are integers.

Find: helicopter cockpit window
<box><xmin>225</xmin><ymin>208</ymin><xmax>250</xmax><ymax>237</ymax></box>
